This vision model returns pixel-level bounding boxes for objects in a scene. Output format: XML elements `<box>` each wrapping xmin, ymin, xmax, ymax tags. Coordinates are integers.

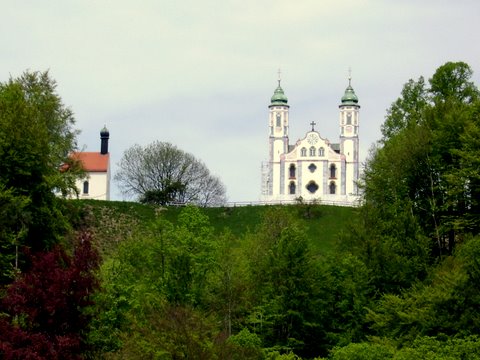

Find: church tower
<box><xmin>339</xmin><ymin>76</ymin><xmax>360</xmax><ymax>196</ymax></box>
<box><xmin>267</xmin><ymin>77</ymin><xmax>289</xmax><ymax>196</ymax></box>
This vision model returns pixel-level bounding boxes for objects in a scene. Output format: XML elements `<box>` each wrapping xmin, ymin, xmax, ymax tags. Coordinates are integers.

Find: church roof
<box><xmin>72</xmin><ymin>152</ymin><xmax>109</xmax><ymax>172</ymax></box>
<box><xmin>340</xmin><ymin>78</ymin><xmax>359</xmax><ymax>106</ymax></box>
<box><xmin>270</xmin><ymin>80</ymin><xmax>289</xmax><ymax>106</ymax></box>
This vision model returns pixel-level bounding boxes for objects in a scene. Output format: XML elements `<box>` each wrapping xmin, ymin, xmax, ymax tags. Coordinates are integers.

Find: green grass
<box><xmin>71</xmin><ymin>200</ymin><xmax>358</xmax><ymax>255</ymax></box>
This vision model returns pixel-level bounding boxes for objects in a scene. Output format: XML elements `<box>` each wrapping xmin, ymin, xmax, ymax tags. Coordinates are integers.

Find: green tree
<box><xmin>319</xmin><ymin>253</ymin><xmax>371</xmax><ymax>347</ymax></box>
<box><xmin>165</xmin><ymin>205</ymin><xmax>217</xmax><ymax>306</ymax></box>
<box><xmin>381</xmin><ymin>76</ymin><xmax>428</xmax><ymax>142</ymax></box>
<box><xmin>0</xmin><ymin>71</ymin><xmax>80</xmax><ymax>281</ymax></box>
<box><xmin>366</xmin><ymin>236</ymin><xmax>480</xmax><ymax>344</ymax></box>
<box><xmin>227</xmin><ymin>328</ymin><xmax>263</xmax><ymax>359</ymax></box>
<box><xmin>430</xmin><ymin>61</ymin><xmax>479</xmax><ymax>104</ymax></box>
<box><xmin>88</xmin><ymin>206</ymin><xmax>224</xmax><ymax>357</ymax></box>
<box><xmin>348</xmin><ymin>62</ymin><xmax>480</xmax><ymax>289</ymax></box>
<box><xmin>245</xmin><ymin>208</ymin><xmax>322</xmax><ymax>357</ymax></box>
<box><xmin>207</xmin><ymin>231</ymin><xmax>250</xmax><ymax>337</ymax></box>
<box><xmin>0</xmin><ymin>186</ymin><xmax>30</xmax><ymax>283</ymax></box>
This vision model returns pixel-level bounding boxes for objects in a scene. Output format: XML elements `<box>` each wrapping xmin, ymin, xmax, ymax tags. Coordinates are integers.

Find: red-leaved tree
<box><xmin>0</xmin><ymin>231</ymin><xmax>99</xmax><ymax>359</ymax></box>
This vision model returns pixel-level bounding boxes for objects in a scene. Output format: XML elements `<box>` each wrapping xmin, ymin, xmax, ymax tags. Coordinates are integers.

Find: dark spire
<box><xmin>100</xmin><ymin>125</ymin><xmax>109</xmax><ymax>155</ymax></box>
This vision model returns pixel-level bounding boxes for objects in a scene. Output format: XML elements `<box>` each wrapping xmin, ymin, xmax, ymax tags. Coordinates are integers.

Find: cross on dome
<box><xmin>310</xmin><ymin>121</ymin><xmax>316</xmax><ymax>131</ymax></box>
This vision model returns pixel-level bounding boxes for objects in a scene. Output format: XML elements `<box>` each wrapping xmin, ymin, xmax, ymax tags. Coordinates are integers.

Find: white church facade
<box><xmin>261</xmin><ymin>77</ymin><xmax>360</xmax><ymax>205</ymax></box>
<box><xmin>71</xmin><ymin>127</ymin><xmax>111</xmax><ymax>200</ymax></box>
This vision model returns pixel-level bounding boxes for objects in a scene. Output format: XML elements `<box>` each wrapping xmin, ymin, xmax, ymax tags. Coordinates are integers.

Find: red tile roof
<box><xmin>72</xmin><ymin>152</ymin><xmax>109</xmax><ymax>172</ymax></box>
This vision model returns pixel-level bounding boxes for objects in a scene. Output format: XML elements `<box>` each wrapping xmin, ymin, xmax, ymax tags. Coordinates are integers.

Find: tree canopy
<box><xmin>114</xmin><ymin>141</ymin><xmax>226</xmax><ymax>206</ymax></box>
<box><xmin>0</xmin><ymin>71</ymin><xmax>80</xmax><ymax>282</ymax></box>
<box><xmin>0</xmin><ymin>71</ymin><xmax>99</xmax><ymax>358</ymax></box>
<box><xmin>359</xmin><ymin>61</ymin><xmax>480</xmax><ymax>270</ymax></box>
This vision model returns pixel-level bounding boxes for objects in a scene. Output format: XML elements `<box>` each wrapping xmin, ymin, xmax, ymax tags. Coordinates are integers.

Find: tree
<box><xmin>115</xmin><ymin>141</ymin><xmax>226</xmax><ymax>206</ymax></box>
<box><xmin>0</xmin><ymin>71</ymin><xmax>80</xmax><ymax>281</ymax></box>
<box><xmin>87</xmin><ymin>206</ymin><xmax>223</xmax><ymax>357</ymax></box>
<box><xmin>244</xmin><ymin>208</ymin><xmax>322</xmax><ymax>357</ymax></box>
<box><xmin>430</xmin><ymin>61</ymin><xmax>479</xmax><ymax>104</ymax></box>
<box><xmin>381</xmin><ymin>76</ymin><xmax>429</xmax><ymax>142</ymax></box>
<box><xmin>355</xmin><ymin>62</ymin><xmax>480</xmax><ymax>265</ymax></box>
<box><xmin>0</xmin><ymin>231</ymin><xmax>99</xmax><ymax>359</ymax></box>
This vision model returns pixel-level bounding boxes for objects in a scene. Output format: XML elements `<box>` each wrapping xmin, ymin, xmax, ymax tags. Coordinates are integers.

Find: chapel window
<box><xmin>301</xmin><ymin>147</ymin><xmax>307</xmax><ymax>157</ymax></box>
<box><xmin>330</xmin><ymin>164</ymin><xmax>337</xmax><ymax>178</ymax></box>
<box><xmin>319</xmin><ymin>147</ymin><xmax>325</xmax><ymax>157</ymax></box>
<box><xmin>329</xmin><ymin>181</ymin><xmax>336</xmax><ymax>194</ymax></box>
<box><xmin>289</xmin><ymin>181</ymin><xmax>296</xmax><ymax>195</ymax></box>
<box><xmin>83</xmin><ymin>180</ymin><xmax>89</xmax><ymax>195</ymax></box>
<box><xmin>289</xmin><ymin>164</ymin><xmax>296</xmax><ymax>179</ymax></box>
<box><xmin>308</xmin><ymin>163</ymin><xmax>317</xmax><ymax>173</ymax></box>
<box><xmin>309</xmin><ymin>146</ymin><xmax>316</xmax><ymax>156</ymax></box>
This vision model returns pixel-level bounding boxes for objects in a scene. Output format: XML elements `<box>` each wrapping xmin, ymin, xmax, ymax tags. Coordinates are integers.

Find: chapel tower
<box><xmin>339</xmin><ymin>76</ymin><xmax>360</xmax><ymax>196</ymax></box>
<box><xmin>266</xmin><ymin>76</ymin><xmax>290</xmax><ymax>197</ymax></box>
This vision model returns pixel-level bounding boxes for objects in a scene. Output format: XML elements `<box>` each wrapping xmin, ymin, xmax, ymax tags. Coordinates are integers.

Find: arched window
<box><xmin>329</xmin><ymin>181</ymin><xmax>336</xmax><ymax>194</ymax></box>
<box><xmin>306</xmin><ymin>181</ymin><xmax>319</xmax><ymax>194</ymax></box>
<box><xmin>346</xmin><ymin>113</ymin><xmax>352</xmax><ymax>125</ymax></box>
<box><xmin>319</xmin><ymin>147</ymin><xmax>325</xmax><ymax>157</ymax></box>
<box><xmin>301</xmin><ymin>147</ymin><xmax>307</xmax><ymax>157</ymax></box>
<box><xmin>83</xmin><ymin>180</ymin><xmax>89</xmax><ymax>194</ymax></box>
<box><xmin>309</xmin><ymin>146</ymin><xmax>316</xmax><ymax>156</ymax></box>
<box><xmin>289</xmin><ymin>163</ymin><xmax>296</xmax><ymax>179</ymax></box>
<box><xmin>330</xmin><ymin>164</ymin><xmax>336</xmax><ymax>178</ymax></box>
<box><xmin>289</xmin><ymin>181</ymin><xmax>296</xmax><ymax>195</ymax></box>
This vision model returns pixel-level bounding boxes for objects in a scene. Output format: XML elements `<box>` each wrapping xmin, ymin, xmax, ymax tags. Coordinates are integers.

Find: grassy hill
<box><xmin>70</xmin><ymin>199</ymin><xmax>358</xmax><ymax>255</ymax></box>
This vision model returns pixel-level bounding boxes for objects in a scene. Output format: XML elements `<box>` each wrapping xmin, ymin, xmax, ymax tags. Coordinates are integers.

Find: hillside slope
<box><xmin>70</xmin><ymin>200</ymin><xmax>358</xmax><ymax>255</ymax></box>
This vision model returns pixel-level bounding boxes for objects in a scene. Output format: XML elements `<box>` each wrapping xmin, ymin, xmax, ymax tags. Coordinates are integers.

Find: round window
<box><xmin>306</xmin><ymin>181</ymin><xmax>319</xmax><ymax>194</ymax></box>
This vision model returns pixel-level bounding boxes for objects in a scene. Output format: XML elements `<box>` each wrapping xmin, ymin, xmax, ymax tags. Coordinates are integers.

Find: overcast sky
<box><xmin>2</xmin><ymin>1</ymin><xmax>479</xmax><ymax>203</ymax></box>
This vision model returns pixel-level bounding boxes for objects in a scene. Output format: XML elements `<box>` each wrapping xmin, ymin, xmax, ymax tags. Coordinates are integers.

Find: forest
<box><xmin>1</xmin><ymin>61</ymin><xmax>480</xmax><ymax>359</ymax></box>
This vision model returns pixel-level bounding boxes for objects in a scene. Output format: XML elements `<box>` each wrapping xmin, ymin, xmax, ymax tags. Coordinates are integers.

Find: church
<box><xmin>261</xmin><ymin>76</ymin><xmax>360</xmax><ymax>205</ymax></box>
<box><xmin>70</xmin><ymin>127</ymin><xmax>111</xmax><ymax>200</ymax></box>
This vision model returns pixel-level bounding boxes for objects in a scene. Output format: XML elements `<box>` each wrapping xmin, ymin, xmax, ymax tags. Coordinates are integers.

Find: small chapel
<box><xmin>261</xmin><ymin>76</ymin><xmax>360</xmax><ymax>205</ymax></box>
<box><xmin>71</xmin><ymin>127</ymin><xmax>111</xmax><ymax>200</ymax></box>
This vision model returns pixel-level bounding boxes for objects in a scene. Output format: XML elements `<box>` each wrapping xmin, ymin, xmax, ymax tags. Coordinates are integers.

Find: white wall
<box><xmin>76</xmin><ymin>171</ymin><xmax>110</xmax><ymax>200</ymax></box>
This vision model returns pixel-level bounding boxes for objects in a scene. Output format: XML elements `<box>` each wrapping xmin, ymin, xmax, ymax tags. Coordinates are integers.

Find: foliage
<box><xmin>0</xmin><ymin>231</ymin><xmax>99</xmax><ymax>359</ymax></box>
<box><xmin>114</xmin><ymin>304</ymin><xmax>221</xmax><ymax>360</ymax></box>
<box><xmin>0</xmin><ymin>71</ymin><xmax>80</xmax><ymax>283</ymax></box>
<box><xmin>343</xmin><ymin>61</ymin><xmax>480</xmax><ymax>295</ymax></box>
<box><xmin>72</xmin><ymin>200</ymin><xmax>355</xmax><ymax>257</ymax></box>
<box><xmin>244</xmin><ymin>208</ymin><xmax>323</xmax><ymax>357</ymax></box>
<box><xmin>227</xmin><ymin>328</ymin><xmax>263</xmax><ymax>357</ymax></box>
<box><xmin>206</xmin><ymin>231</ymin><xmax>250</xmax><ymax>338</ymax></box>
<box><xmin>87</xmin><ymin>206</ymin><xmax>226</xmax><ymax>357</ymax></box>
<box><xmin>114</xmin><ymin>141</ymin><xmax>226</xmax><ymax>206</ymax></box>
<box><xmin>319</xmin><ymin>253</ymin><xmax>371</xmax><ymax>347</ymax></box>
<box><xmin>0</xmin><ymin>185</ymin><xmax>30</xmax><ymax>284</ymax></box>
<box><xmin>323</xmin><ymin>336</ymin><xmax>480</xmax><ymax>360</ymax></box>
<box><xmin>325</xmin><ymin>341</ymin><xmax>395</xmax><ymax>360</ymax></box>
<box><xmin>79</xmin><ymin>61</ymin><xmax>480</xmax><ymax>359</ymax></box>
<box><xmin>381</xmin><ymin>76</ymin><xmax>428</xmax><ymax>141</ymax></box>
<box><xmin>366</xmin><ymin>235</ymin><xmax>480</xmax><ymax>344</ymax></box>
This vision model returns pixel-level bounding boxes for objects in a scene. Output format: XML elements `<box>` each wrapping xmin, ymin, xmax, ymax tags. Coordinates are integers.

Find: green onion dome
<box><xmin>271</xmin><ymin>81</ymin><xmax>288</xmax><ymax>105</ymax></box>
<box><xmin>341</xmin><ymin>79</ymin><xmax>359</xmax><ymax>105</ymax></box>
